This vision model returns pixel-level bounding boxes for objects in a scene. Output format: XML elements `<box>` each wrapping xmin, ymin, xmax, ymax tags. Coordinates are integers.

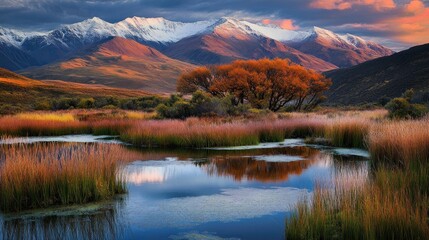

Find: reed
<box><xmin>0</xmin><ymin>117</ymin><xmax>133</xmax><ymax>136</ymax></box>
<box><xmin>286</xmin><ymin>119</ymin><xmax>429</xmax><ymax>239</ymax></box>
<box><xmin>286</xmin><ymin>165</ymin><xmax>429</xmax><ymax>239</ymax></box>
<box><xmin>120</xmin><ymin>119</ymin><xmax>260</xmax><ymax>148</ymax></box>
<box><xmin>121</xmin><ymin>117</ymin><xmax>368</xmax><ymax>148</ymax></box>
<box><xmin>368</xmin><ymin>119</ymin><xmax>429</xmax><ymax>168</ymax></box>
<box><xmin>324</xmin><ymin>118</ymin><xmax>370</xmax><ymax>148</ymax></box>
<box><xmin>0</xmin><ymin>110</ymin><xmax>379</xmax><ymax>148</ymax></box>
<box><xmin>0</xmin><ymin>142</ymin><xmax>135</xmax><ymax>212</ymax></box>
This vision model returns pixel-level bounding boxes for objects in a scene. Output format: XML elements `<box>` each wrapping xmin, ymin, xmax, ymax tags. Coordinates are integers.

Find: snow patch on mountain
<box><xmin>0</xmin><ymin>16</ymin><xmax>391</xmax><ymax>54</ymax></box>
<box><xmin>310</xmin><ymin>26</ymin><xmax>384</xmax><ymax>50</ymax></box>
<box><xmin>115</xmin><ymin>17</ymin><xmax>216</xmax><ymax>42</ymax></box>
<box><xmin>0</xmin><ymin>27</ymin><xmax>43</xmax><ymax>47</ymax></box>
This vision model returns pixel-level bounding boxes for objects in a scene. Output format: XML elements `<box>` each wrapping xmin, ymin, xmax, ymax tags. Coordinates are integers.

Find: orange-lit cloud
<box><xmin>310</xmin><ymin>0</ymin><xmax>396</xmax><ymax>11</ymax></box>
<box><xmin>262</xmin><ymin>19</ymin><xmax>299</xmax><ymax>30</ymax></box>
<box><xmin>382</xmin><ymin>0</ymin><xmax>429</xmax><ymax>44</ymax></box>
<box><xmin>405</xmin><ymin>0</ymin><xmax>425</xmax><ymax>13</ymax></box>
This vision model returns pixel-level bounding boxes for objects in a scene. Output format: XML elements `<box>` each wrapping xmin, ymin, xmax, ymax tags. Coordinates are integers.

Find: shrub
<box><xmin>52</xmin><ymin>97</ymin><xmax>79</xmax><ymax>110</ymax></box>
<box><xmin>385</xmin><ymin>89</ymin><xmax>428</xmax><ymax>119</ymax></box>
<box><xmin>385</xmin><ymin>98</ymin><xmax>428</xmax><ymax>119</ymax></box>
<box><xmin>34</xmin><ymin>99</ymin><xmax>52</xmax><ymax>110</ymax></box>
<box><xmin>77</xmin><ymin>98</ymin><xmax>95</xmax><ymax>109</ymax></box>
<box><xmin>156</xmin><ymin>101</ymin><xmax>192</xmax><ymax>119</ymax></box>
<box><xmin>0</xmin><ymin>104</ymin><xmax>23</xmax><ymax>115</ymax></box>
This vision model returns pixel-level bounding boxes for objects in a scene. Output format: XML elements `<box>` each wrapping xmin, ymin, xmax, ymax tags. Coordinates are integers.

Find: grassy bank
<box><xmin>0</xmin><ymin>110</ymin><xmax>151</xmax><ymax>136</ymax></box>
<box><xmin>0</xmin><ymin>109</ymin><xmax>380</xmax><ymax>148</ymax></box>
<box><xmin>120</xmin><ymin>117</ymin><xmax>371</xmax><ymax>148</ymax></box>
<box><xmin>0</xmin><ymin>142</ymin><xmax>137</xmax><ymax>212</ymax></box>
<box><xmin>286</xmin><ymin>119</ymin><xmax>429</xmax><ymax>239</ymax></box>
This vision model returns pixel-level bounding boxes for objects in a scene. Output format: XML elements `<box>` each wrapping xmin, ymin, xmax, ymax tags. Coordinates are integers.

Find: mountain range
<box><xmin>0</xmin><ymin>16</ymin><xmax>394</xmax><ymax>92</ymax></box>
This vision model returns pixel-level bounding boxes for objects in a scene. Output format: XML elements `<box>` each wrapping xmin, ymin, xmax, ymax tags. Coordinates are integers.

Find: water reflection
<box><xmin>203</xmin><ymin>147</ymin><xmax>323</xmax><ymax>183</ymax></box>
<box><xmin>0</xmin><ymin>137</ymin><xmax>370</xmax><ymax>240</ymax></box>
<box><xmin>1</xmin><ymin>201</ymin><xmax>126</xmax><ymax>240</ymax></box>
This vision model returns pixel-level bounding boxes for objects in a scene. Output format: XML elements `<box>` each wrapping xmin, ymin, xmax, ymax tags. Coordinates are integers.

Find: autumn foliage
<box><xmin>177</xmin><ymin>59</ymin><xmax>331</xmax><ymax>111</ymax></box>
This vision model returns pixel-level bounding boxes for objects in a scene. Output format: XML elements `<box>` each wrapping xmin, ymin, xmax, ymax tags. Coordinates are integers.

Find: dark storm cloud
<box><xmin>0</xmin><ymin>0</ymin><xmax>396</xmax><ymax>28</ymax></box>
<box><xmin>0</xmin><ymin>0</ymin><xmax>427</xmax><ymax>49</ymax></box>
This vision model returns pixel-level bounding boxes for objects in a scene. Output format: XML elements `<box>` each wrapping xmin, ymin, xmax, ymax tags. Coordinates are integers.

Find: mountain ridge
<box><xmin>325</xmin><ymin>43</ymin><xmax>429</xmax><ymax>105</ymax></box>
<box><xmin>0</xmin><ymin>16</ymin><xmax>393</xmax><ymax>69</ymax></box>
<box><xmin>20</xmin><ymin>37</ymin><xmax>196</xmax><ymax>93</ymax></box>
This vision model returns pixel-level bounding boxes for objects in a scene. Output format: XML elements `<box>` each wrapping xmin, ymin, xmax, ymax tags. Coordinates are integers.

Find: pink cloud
<box><xmin>262</xmin><ymin>19</ymin><xmax>299</xmax><ymax>30</ymax></box>
<box><xmin>309</xmin><ymin>0</ymin><xmax>396</xmax><ymax>11</ymax></box>
<box><xmin>383</xmin><ymin>2</ymin><xmax>429</xmax><ymax>44</ymax></box>
<box><xmin>405</xmin><ymin>0</ymin><xmax>425</xmax><ymax>13</ymax></box>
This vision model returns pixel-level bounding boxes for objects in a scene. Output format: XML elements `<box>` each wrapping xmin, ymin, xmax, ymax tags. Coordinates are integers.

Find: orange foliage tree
<box><xmin>177</xmin><ymin>58</ymin><xmax>331</xmax><ymax>111</ymax></box>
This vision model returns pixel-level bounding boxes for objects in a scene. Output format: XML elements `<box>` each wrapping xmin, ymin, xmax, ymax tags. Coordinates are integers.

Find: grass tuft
<box><xmin>0</xmin><ymin>142</ymin><xmax>137</xmax><ymax>212</ymax></box>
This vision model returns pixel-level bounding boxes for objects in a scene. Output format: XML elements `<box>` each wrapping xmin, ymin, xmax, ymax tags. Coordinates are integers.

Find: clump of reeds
<box><xmin>0</xmin><ymin>142</ymin><xmax>134</xmax><ymax>212</ymax></box>
<box><xmin>120</xmin><ymin>119</ymin><xmax>260</xmax><ymax>148</ymax></box>
<box><xmin>324</xmin><ymin>118</ymin><xmax>370</xmax><ymax>148</ymax></box>
<box><xmin>286</xmin><ymin>165</ymin><xmax>429</xmax><ymax>239</ymax></box>
<box><xmin>0</xmin><ymin>116</ymin><xmax>133</xmax><ymax>136</ymax></box>
<box><xmin>368</xmin><ymin>119</ymin><xmax>429</xmax><ymax>168</ymax></box>
<box><xmin>286</xmin><ymin>119</ymin><xmax>429</xmax><ymax>239</ymax></box>
<box><xmin>121</xmin><ymin>117</ymin><xmax>369</xmax><ymax>148</ymax></box>
<box><xmin>0</xmin><ymin>110</ymin><xmax>378</xmax><ymax>149</ymax></box>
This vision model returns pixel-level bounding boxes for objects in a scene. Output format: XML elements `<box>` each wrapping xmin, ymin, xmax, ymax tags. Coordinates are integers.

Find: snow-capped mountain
<box><xmin>0</xmin><ymin>16</ymin><xmax>393</xmax><ymax>71</ymax></box>
<box><xmin>163</xmin><ymin>18</ymin><xmax>337</xmax><ymax>71</ymax></box>
<box><xmin>288</xmin><ymin>27</ymin><xmax>394</xmax><ymax>67</ymax></box>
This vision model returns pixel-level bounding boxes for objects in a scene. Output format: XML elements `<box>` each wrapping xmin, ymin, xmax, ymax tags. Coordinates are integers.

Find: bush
<box><xmin>156</xmin><ymin>101</ymin><xmax>192</xmax><ymax>119</ymax></box>
<box><xmin>386</xmin><ymin>98</ymin><xmax>428</xmax><ymax>119</ymax></box>
<box><xmin>34</xmin><ymin>99</ymin><xmax>52</xmax><ymax>110</ymax></box>
<box><xmin>94</xmin><ymin>97</ymin><xmax>120</xmax><ymax>108</ymax></box>
<box><xmin>52</xmin><ymin>98</ymin><xmax>79</xmax><ymax>110</ymax></box>
<box><xmin>0</xmin><ymin>104</ymin><xmax>23</xmax><ymax>115</ymax></box>
<box><xmin>77</xmin><ymin>98</ymin><xmax>95</xmax><ymax>109</ymax></box>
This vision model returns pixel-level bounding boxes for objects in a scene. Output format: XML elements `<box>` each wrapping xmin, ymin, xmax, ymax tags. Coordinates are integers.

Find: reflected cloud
<box><xmin>125</xmin><ymin>166</ymin><xmax>169</xmax><ymax>184</ymax></box>
<box><xmin>128</xmin><ymin>187</ymin><xmax>309</xmax><ymax>229</ymax></box>
<box><xmin>122</xmin><ymin>158</ymin><xmax>196</xmax><ymax>185</ymax></box>
<box><xmin>170</xmin><ymin>231</ymin><xmax>240</xmax><ymax>240</ymax></box>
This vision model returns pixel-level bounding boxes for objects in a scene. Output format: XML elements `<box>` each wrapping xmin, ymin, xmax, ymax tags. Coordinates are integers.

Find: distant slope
<box><xmin>325</xmin><ymin>43</ymin><xmax>429</xmax><ymax>105</ymax></box>
<box><xmin>0</xmin><ymin>68</ymin><xmax>149</xmax><ymax>111</ymax></box>
<box><xmin>20</xmin><ymin>37</ymin><xmax>196</xmax><ymax>93</ymax></box>
<box><xmin>0</xmin><ymin>42</ymin><xmax>38</xmax><ymax>70</ymax></box>
<box><xmin>164</xmin><ymin>18</ymin><xmax>337</xmax><ymax>72</ymax></box>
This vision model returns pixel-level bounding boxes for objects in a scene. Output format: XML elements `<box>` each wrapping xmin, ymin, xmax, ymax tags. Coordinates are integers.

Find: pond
<box><xmin>0</xmin><ymin>135</ymin><xmax>369</xmax><ymax>240</ymax></box>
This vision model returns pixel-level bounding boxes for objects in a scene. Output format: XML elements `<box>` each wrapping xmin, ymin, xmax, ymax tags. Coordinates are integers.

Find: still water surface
<box><xmin>0</xmin><ymin>135</ymin><xmax>368</xmax><ymax>240</ymax></box>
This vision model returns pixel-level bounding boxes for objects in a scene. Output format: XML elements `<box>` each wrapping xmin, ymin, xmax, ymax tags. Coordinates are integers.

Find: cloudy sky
<box><xmin>0</xmin><ymin>0</ymin><xmax>428</xmax><ymax>50</ymax></box>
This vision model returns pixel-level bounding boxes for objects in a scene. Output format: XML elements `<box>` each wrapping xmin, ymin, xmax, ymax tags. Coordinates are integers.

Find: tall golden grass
<box><xmin>368</xmin><ymin>119</ymin><xmax>429</xmax><ymax>168</ymax></box>
<box><xmin>120</xmin><ymin>117</ymin><xmax>369</xmax><ymax>148</ymax></box>
<box><xmin>0</xmin><ymin>142</ymin><xmax>139</xmax><ymax>212</ymax></box>
<box><xmin>0</xmin><ymin>116</ymin><xmax>133</xmax><ymax>136</ymax></box>
<box><xmin>0</xmin><ymin>109</ymin><xmax>378</xmax><ymax>148</ymax></box>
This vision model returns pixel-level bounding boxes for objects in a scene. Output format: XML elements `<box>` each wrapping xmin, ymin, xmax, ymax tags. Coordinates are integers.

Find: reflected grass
<box><xmin>1</xmin><ymin>201</ymin><xmax>126</xmax><ymax>240</ymax></box>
